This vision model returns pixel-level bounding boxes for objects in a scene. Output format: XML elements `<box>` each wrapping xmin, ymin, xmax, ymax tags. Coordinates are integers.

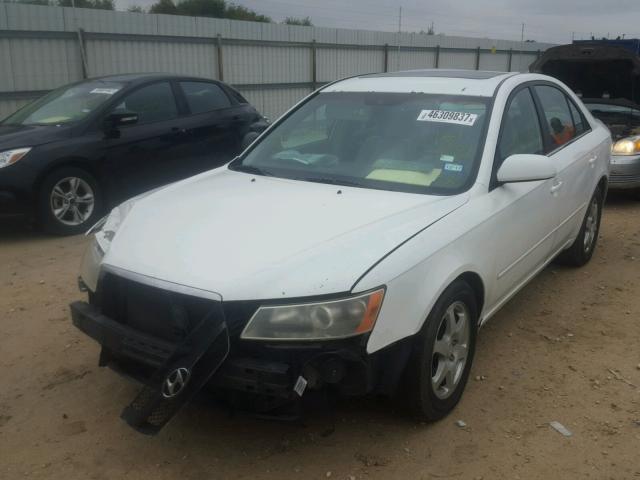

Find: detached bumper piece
<box><xmin>71</xmin><ymin>300</ymin><xmax>230</xmax><ymax>435</ymax></box>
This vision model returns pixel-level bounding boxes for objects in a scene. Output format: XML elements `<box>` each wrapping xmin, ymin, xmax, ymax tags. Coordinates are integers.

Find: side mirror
<box><xmin>104</xmin><ymin>112</ymin><xmax>138</xmax><ymax>131</ymax></box>
<box><xmin>497</xmin><ymin>154</ymin><xmax>556</xmax><ymax>184</ymax></box>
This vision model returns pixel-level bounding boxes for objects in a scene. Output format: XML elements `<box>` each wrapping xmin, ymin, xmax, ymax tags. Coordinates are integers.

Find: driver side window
<box><xmin>498</xmin><ymin>88</ymin><xmax>544</xmax><ymax>164</ymax></box>
<box><xmin>112</xmin><ymin>82</ymin><xmax>178</xmax><ymax>125</ymax></box>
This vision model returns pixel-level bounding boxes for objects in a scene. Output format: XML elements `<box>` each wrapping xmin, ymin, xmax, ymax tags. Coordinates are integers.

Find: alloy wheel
<box><xmin>583</xmin><ymin>197</ymin><xmax>599</xmax><ymax>253</ymax></box>
<box><xmin>49</xmin><ymin>176</ymin><xmax>95</xmax><ymax>226</ymax></box>
<box><xmin>431</xmin><ymin>301</ymin><xmax>471</xmax><ymax>400</ymax></box>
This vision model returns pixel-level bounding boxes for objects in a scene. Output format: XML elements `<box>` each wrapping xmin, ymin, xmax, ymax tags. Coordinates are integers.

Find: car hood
<box><xmin>0</xmin><ymin>123</ymin><xmax>72</xmax><ymax>150</ymax></box>
<box><xmin>103</xmin><ymin>168</ymin><xmax>468</xmax><ymax>300</ymax></box>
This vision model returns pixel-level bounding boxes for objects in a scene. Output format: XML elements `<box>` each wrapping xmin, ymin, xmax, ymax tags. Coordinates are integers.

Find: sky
<box><xmin>113</xmin><ymin>0</ymin><xmax>640</xmax><ymax>44</ymax></box>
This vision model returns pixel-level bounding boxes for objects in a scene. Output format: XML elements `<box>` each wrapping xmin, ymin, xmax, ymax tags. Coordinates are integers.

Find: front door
<box><xmin>487</xmin><ymin>87</ymin><xmax>559</xmax><ymax>305</ymax></box>
<box><xmin>100</xmin><ymin>81</ymin><xmax>187</xmax><ymax>203</ymax></box>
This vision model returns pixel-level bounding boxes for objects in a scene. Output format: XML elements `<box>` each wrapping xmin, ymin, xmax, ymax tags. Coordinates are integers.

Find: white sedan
<box><xmin>71</xmin><ymin>69</ymin><xmax>610</xmax><ymax>433</ymax></box>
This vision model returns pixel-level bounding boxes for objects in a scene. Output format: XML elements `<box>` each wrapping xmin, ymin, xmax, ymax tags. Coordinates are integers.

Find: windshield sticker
<box><xmin>90</xmin><ymin>88</ymin><xmax>120</xmax><ymax>95</ymax></box>
<box><xmin>417</xmin><ymin>109</ymin><xmax>478</xmax><ymax>126</ymax></box>
<box><xmin>444</xmin><ymin>163</ymin><xmax>463</xmax><ymax>173</ymax></box>
<box><xmin>440</xmin><ymin>154</ymin><xmax>455</xmax><ymax>163</ymax></box>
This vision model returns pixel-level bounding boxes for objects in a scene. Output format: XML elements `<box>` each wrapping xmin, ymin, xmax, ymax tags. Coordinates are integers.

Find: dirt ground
<box><xmin>1</xmin><ymin>193</ymin><xmax>639</xmax><ymax>480</ymax></box>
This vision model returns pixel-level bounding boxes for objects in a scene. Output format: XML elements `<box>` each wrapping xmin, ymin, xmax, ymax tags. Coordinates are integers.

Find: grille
<box><xmin>96</xmin><ymin>274</ymin><xmax>217</xmax><ymax>343</ymax></box>
<box><xmin>610</xmin><ymin>172</ymin><xmax>640</xmax><ymax>184</ymax></box>
<box><xmin>94</xmin><ymin>273</ymin><xmax>258</xmax><ymax>344</ymax></box>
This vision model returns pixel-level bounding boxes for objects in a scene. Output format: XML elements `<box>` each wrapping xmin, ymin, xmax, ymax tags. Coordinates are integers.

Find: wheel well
<box><xmin>455</xmin><ymin>271</ymin><xmax>485</xmax><ymax>318</ymax></box>
<box><xmin>34</xmin><ymin>158</ymin><xmax>104</xmax><ymax>202</ymax></box>
<box><xmin>597</xmin><ymin>175</ymin><xmax>608</xmax><ymax>198</ymax></box>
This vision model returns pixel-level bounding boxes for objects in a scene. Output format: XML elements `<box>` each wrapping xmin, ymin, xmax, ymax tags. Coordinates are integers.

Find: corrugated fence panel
<box><xmin>261</xmin><ymin>45</ymin><xmax>310</xmax><ymax>83</ymax></box>
<box><xmin>86</xmin><ymin>39</ymin><xmax>217</xmax><ymax>78</ymax></box>
<box><xmin>10</xmin><ymin>38</ymin><xmax>80</xmax><ymax>91</ymax></box>
<box><xmin>438</xmin><ymin>51</ymin><xmax>477</xmax><ymax>70</ymax></box>
<box><xmin>0</xmin><ymin>4</ymin><xmax>556</xmax><ymax>120</ymax></box>
<box><xmin>317</xmin><ymin>48</ymin><xmax>384</xmax><ymax>83</ymax></box>
<box><xmin>512</xmin><ymin>52</ymin><xmax>540</xmax><ymax>73</ymax></box>
<box><xmin>0</xmin><ymin>99</ymin><xmax>32</xmax><ymax>121</ymax></box>
<box><xmin>0</xmin><ymin>39</ymin><xmax>15</xmax><ymax>92</ymax></box>
<box><xmin>388</xmin><ymin>50</ymin><xmax>437</xmax><ymax>71</ymax></box>
<box><xmin>479</xmin><ymin>52</ymin><xmax>510</xmax><ymax>71</ymax></box>
<box><xmin>223</xmin><ymin>44</ymin><xmax>263</xmax><ymax>84</ymax></box>
<box><xmin>262</xmin><ymin>87</ymin><xmax>311</xmax><ymax>120</ymax></box>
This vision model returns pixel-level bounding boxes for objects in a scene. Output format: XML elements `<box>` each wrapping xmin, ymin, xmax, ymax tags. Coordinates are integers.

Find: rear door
<box><xmin>174</xmin><ymin>80</ymin><xmax>253</xmax><ymax>176</ymax></box>
<box><xmin>532</xmin><ymin>84</ymin><xmax>597</xmax><ymax>251</ymax></box>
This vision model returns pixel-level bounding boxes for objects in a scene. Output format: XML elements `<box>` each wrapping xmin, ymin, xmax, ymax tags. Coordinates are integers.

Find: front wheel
<box><xmin>555</xmin><ymin>186</ymin><xmax>603</xmax><ymax>267</ymax></box>
<box><xmin>402</xmin><ymin>280</ymin><xmax>478</xmax><ymax>421</ymax></box>
<box><xmin>37</xmin><ymin>167</ymin><xmax>103</xmax><ymax>235</ymax></box>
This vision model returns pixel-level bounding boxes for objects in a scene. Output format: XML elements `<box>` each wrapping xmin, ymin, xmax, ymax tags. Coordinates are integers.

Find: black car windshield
<box><xmin>231</xmin><ymin>92</ymin><xmax>490</xmax><ymax>194</ymax></box>
<box><xmin>3</xmin><ymin>81</ymin><xmax>124</xmax><ymax>126</ymax></box>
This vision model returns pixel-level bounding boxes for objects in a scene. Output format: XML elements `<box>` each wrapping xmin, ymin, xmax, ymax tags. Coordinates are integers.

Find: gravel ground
<box><xmin>1</xmin><ymin>192</ymin><xmax>639</xmax><ymax>480</ymax></box>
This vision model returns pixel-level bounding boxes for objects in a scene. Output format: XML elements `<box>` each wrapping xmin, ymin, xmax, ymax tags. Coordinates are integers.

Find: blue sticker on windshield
<box><xmin>444</xmin><ymin>163</ymin><xmax>463</xmax><ymax>173</ymax></box>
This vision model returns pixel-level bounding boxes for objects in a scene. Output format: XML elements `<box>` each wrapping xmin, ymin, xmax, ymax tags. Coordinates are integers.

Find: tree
<box><xmin>225</xmin><ymin>3</ymin><xmax>271</xmax><ymax>22</ymax></box>
<box><xmin>283</xmin><ymin>16</ymin><xmax>312</xmax><ymax>26</ymax></box>
<box><xmin>14</xmin><ymin>0</ymin><xmax>52</xmax><ymax>5</ymax></box>
<box><xmin>57</xmin><ymin>0</ymin><xmax>114</xmax><ymax>9</ymax></box>
<box><xmin>149</xmin><ymin>0</ymin><xmax>177</xmax><ymax>14</ymax></box>
<box><xmin>148</xmin><ymin>0</ymin><xmax>271</xmax><ymax>22</ymax></box>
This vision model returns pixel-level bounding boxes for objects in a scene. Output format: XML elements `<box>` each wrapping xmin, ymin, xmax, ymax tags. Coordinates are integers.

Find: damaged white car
<box><xmin>71</xmin><ymin>69</ymin><xmax>610</xmax><ymax>434</ymax></box>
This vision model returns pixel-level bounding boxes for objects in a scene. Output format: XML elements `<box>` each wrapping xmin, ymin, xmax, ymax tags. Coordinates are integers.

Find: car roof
<box><xmin>322</xmin><ymin>69</ymin><xmax>518</xmax><ymax>97</ymax></box>
<box><xmin>83</xmin><ymin>73</ymin><xmax>219</xmax><ymax>86</ymax></box>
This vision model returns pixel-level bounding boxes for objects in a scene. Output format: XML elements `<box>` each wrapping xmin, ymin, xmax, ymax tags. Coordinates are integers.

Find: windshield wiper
<box><xmin>298</xmin><ymin>176</ymin><xmax>363</xmax><ymax>188</ymax></box>
<box><xmin>231</xmin><ymin>164</ymin><xmax>274</xmax><ymax>177</ymax></box>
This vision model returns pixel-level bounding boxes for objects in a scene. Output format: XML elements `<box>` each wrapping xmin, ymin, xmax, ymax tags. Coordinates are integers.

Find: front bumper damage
<box><xmin>70</xmin><ymin>274</ymin><xmax>411</xmax><ymax>434</ymax></box>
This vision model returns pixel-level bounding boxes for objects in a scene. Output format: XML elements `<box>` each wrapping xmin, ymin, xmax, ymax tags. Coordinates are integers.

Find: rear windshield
<box><xmin>3</xmin><ymin>81</ymin><xmax>123</xmax><ymax>126</ymax></box>
<box><xmin>230</xmin><ymin>92</ymin><xmax>490</xmax><ymax>195</ymax></box>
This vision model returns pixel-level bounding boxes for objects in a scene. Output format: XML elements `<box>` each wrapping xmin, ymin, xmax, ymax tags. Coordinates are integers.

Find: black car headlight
<box><xmin>0</xmin><ymin>147</ymin><xmax>31</xmax><ymax>169</ymax></box>
<box><xmin>240</xmin><ymin>288</ymin><xmax>385</xmax><ymax>341</ymax></box>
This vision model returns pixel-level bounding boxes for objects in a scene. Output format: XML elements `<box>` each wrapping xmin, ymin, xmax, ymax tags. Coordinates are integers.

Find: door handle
<box><xmin>170</xmin><ymin>127</ymin><xmax>188</xmax><ymax>136</ymax></box>
<box><xmin>550</xmin><ymin>181</ymin><xmax>564</xmax><ymax>194</ymax></box>
<box><xmin>588</xmin><ymin>155</ymin><xmax>597</xmax><ymax>167</ymax></box>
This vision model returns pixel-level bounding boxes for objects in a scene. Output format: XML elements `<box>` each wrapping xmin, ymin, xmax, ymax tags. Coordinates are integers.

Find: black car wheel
<box><xmin>38</xmin><ymin>167</ymin><xmax>103</xmax><ymax>235</ymax></box>
<box><xmin>402</xmin><ymin>280</ymin><xmax>478</xmax><ymax>421</ymax></box>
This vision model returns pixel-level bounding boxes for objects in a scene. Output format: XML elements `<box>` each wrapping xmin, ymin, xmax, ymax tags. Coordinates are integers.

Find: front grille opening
<box><xmin>97</xmin><ymin>273</ymin><xmax>216</xmax><ymax>343</ymax></box>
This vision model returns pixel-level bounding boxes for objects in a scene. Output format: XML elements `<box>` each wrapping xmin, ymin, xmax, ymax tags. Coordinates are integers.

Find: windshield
<box><xmin>3</xmin><ymin>81</ymin><xmax>124</xmax><ymax>126</ymax></box>
<box><xmin>231</xmin><ymin>92</ymin><xmax>490</xmax><ymax>195</ymax></box>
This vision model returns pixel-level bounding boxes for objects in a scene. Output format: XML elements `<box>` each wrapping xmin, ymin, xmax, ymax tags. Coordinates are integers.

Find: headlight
<box><xmin>0</xmin><ymin>147</ymin><xmax>31</xmax><ymax>168</ymax></box>
<box><xmin>241</xmin><ymin>288</ymin><xmax>385</xmax><ymax>341</ymax></box>
<box><xmin>612</xmin><ymin>136</ymin><xmax>640</xmax><ymax>155</ymax></box>
<box><xmin>78</xmin><ymin>203</ymin><xmax>129</xmax><ymax>291</ymax></box>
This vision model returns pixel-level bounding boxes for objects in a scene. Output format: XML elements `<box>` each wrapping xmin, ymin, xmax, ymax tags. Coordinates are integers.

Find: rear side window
<box><xmin>534</xmin><ymin>85</ymin><xmax>577</xmax><ymax>149</ymax></box>
<box><xmin>180</xmin><ymin>82</ymin><xmax>231</xmax><ymax>114</ymax></box>
<box><xmin>497</xmin><ymin>88</ymin><xmax>544</xmax><ymax>163</ymax></box>
<box><xmin>567</xmin><ymin>100</ymin><xmax>588</xmax><ymax>135</ymax></box>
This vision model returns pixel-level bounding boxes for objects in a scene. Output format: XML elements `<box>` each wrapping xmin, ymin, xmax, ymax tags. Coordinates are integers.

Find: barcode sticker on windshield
<box><xmin>417</xmin><ymin>110</ymin><xmax>478</xmax><ymax>126</ymax></box>
<box><xmin>90</xmin><ymin>88</ymin><xmax>120</xmax><ymax>95</ymax></box>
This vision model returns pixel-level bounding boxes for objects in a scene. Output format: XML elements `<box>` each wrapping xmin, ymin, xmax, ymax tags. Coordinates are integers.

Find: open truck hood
<box><xmin>530</xmin><ymin>43</ymin><xmax>640</xmax><ymax>102</ymax></box>
<box><xmin>531</xmin><ymin>43</ymin><xmax>640</xmax><ymax>138</ymax></box>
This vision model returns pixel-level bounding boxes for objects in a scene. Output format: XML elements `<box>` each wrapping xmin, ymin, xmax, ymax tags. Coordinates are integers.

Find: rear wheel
<box><xmin>403</xmin><ymin>280</ymin><xmax>478</xmax><ymax>421</ymax></box>
<box><xmin>38</xmin><ymin>167</ymin><xmax>103</xmax><ymax>235</ymax></box>
<box><xmin>555</xmin><ymin>186</ymin><xmax>603</xmax><ymax>267</ymax></box>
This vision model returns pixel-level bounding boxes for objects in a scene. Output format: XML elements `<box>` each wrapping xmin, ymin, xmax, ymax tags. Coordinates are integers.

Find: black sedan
<box><xmin>0</xmin><ymin>74</ymin><xmax>268</xmax><ymax>234</ymax></box>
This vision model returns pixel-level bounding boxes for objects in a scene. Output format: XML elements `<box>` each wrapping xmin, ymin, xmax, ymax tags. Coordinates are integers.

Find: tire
<box><xmin>555</xmin><ymin>186</ymin><xmax>603</xmax><ymax>267</ymax></box>
<box><xmin>402</xmin><ymin>280</ymin><xmax>478</xmax><ymax>421</ymax></box>
<box><xmin>37</xmin><ymin>166</ymin><xmax>103</xmax><ymax>235</ymax></box>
